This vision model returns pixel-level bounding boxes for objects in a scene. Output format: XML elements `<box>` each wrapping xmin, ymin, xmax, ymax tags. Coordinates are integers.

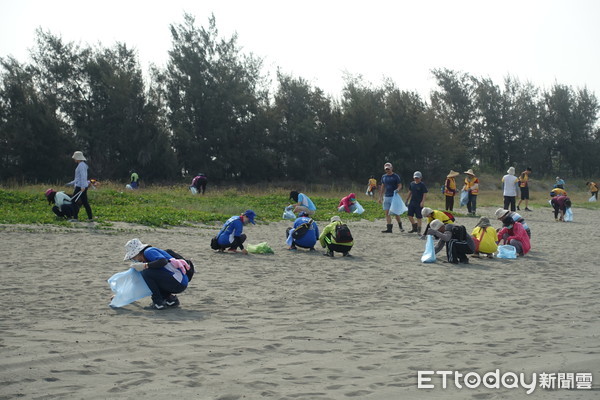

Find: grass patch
<box><xmin>1</xmin><ymin>183</ymin><xmax>597</xmax><ymax>228</ymax></box>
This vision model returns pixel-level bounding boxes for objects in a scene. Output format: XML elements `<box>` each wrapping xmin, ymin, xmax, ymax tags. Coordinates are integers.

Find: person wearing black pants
<box><xmin>67</xmin><ymin>151</ymin><xmax>93</xmax><ymax>221</ymax></box>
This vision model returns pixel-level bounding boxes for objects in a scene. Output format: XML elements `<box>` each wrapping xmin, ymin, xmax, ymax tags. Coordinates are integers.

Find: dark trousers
<box><xmin>467</xmin><ymin>194</ymin><xmax>477</xmax><ymax>214</ymax></box>
<box><xmin>445</xmin><ymin>195</ymin><xmax>454</xmax><ymax>211</ymax></box>
<box><xmin>52</xmin><ymin>204</ymin><xmax>75</xmax><ymax>219</ymax></box>
<box><xmin>446</xmin><ymin>239</ymin><xmax>473</xmax><ymax>263</ymax></box>
<box><xmin>220</xmin><ymin>234</ymin><xmax>246</xmax><ymax>250</ymax></box>
<box><xmin>72</xmin><ymin>187</ymin><xmax>93</xmax><ymax>220</ymax></box>
<box><xmin>141</xmin><ymin>268</ymin><xmax>187</xmax><ymax>304</ymax></box>
<box><xmin>195</xmin><ymin>179</ymin><xmax>207</xmax><ymax>194</ymax></box>
<box><xmin>326</xmin><ymin>242</ymin><xmax>352</xmax><ymax>254</ymax></box>
<box><xmin>503</xmin><ymin>196</ymin><xmax>516</xmax><ymax>211</ymax></box>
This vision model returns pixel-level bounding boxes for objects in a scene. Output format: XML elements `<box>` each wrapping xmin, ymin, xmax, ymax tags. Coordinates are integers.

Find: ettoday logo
<box><xmin>418</xmin><ymin>370</ymin><xmax>537</xmax><ymax>394</ymax></box>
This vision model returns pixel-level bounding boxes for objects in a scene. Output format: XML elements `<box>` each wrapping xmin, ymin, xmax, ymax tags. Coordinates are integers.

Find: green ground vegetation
<box><xmin>0</xmin><ymin>180</ymin><xmax>597</xmax><ymax>228</ymax></box>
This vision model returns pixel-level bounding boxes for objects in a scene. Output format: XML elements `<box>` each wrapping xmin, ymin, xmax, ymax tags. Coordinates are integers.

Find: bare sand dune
<box><xmin>1</xmin><ymin>206</ymin><xmax>598</xmax><ymax>399</ymax></box>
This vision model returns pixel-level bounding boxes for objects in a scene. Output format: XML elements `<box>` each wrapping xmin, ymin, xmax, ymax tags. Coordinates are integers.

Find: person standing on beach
<box><xmin>66</xmin><ymin>151</ymin><xmax>93</xmax><ymax>221</ymax></box>
<box><xmin>517</xmin><ymin>167</ymin><xmax>532</xmax><ymax>211</ymax></box>
<box><xmin>405</xmin><ymin>171</ymin><xmax>428</xmax><ymax>234</ymax></box>
<box><xmin>501</xmin><ymin>167</ymin><xmax>519</xmax><ymax>212</ymax></box>
<box><xmin>462</xmin><ymin>169</ymin><xmax>479</xmax><ymax>216</ymax></box>
<box><xmin>123</xmin><ymin>238</ymin><xmax>194</xmax><ymax>309</ymax></box>
<box><xmin>444</xmin><ymin>170</ymin><xmax>459</xmax><ymax>211</ymax></box>
<box><xmin>379</xmin><ymin>162</ymin><xmax>404</xmax><ymax>233</ymax></box>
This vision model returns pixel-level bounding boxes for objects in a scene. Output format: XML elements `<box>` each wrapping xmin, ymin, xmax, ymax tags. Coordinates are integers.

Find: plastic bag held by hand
<box><xmin>107</xmin><ymin>268</ymin><xmax>152</xmax><ymax>307</ymax></box>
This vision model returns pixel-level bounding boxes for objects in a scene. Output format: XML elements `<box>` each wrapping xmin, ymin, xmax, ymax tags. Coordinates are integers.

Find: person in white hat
<box><xmin>501</xmin><ymin>167</ymin><xmax>519</xmax><ymax>212</ymax></box>
<box><xmin>444</xmin><ymin>170</ymin><xmax>459</xmax><ymax>211</ymax></box>
<box><xmin>424</xmin><ymin>220</ymin><xmax>475</xmax><ymax>264</ymax></box>
<box><xmin>123</xmin><ymin>238</ymin><xmax>194</xmax><ymax>309</ymax></box>
<box><xmin>319</xmin><ymin>216</ymin><xmax>353</xmax><ymax>257</ymax></box>
<box><xmin>378</xmin><ymin>162</ymin><xmax>404</xmax><ymax>233</ymax></box>
<box><xmin>66</xmin><ymin>151</ymin><xmax>93</xmax><ymax>221</ymax></box>
<box><xmin>462</xmin><ymin>169</ymin><xmax>479</xmax><ymax>216</ymax></box>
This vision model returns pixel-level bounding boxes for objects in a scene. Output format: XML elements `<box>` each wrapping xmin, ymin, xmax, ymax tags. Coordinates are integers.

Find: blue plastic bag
<box><xmin>107</xmin><ymin>267</ymin><xmax>152</xmax><ymax>307</ymax></box>
<box><xmin>496</xmin><ymin>245</ymin><xmax>517</xmax><ymax>259</ymax></box>
<box><xmin>389</xmin><ymin>192</ymin><xmax>408</xmax><ymax>215</ymax></box>
<box><xmin>421</xmin><ymin>235</ymin><xmax>436</xmax><ymax>263</ymax></box>
<box><xmin>564</xmin><ymin>208</ymin><xmax>573</xmax><ymax>222</ymax></box>
<box><xmin>459</xmin><ymin>190</ymin><xmax>469</xmax><ymax>207</ymax></box>
<box><xmin>353</xmin><ymin>201</ymin><xmax>365</xmax><ymax>214</ymax></box>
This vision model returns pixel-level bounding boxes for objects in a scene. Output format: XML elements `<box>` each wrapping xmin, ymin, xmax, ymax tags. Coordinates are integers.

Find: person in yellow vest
<box><xmin>421</xmin><ymin>207</ymin><xmax>455</xmax><ymax>238</ymax></box>
<box><xmin>470</xmin><ymin>217</ymin><xmax>498</xmax><ymax>258</ymax></box>
<box><xmin>366</xmin><ymin>176</ymin><xmax>378</xmax><ymax>199</ymax></box>
<box><xmin>444</xmin><ymin>170</ymin><xmax>459</xmax><ymax>211</ymax></box>
<box><xmin>517</xmin><ymin>167</ymin><xmax>532</xmax><ymax>211</ymax></box>
<box><xmin>462</xmin><ymin>169</ymin><xmax>479</xmax><ymax>216</ymax></box>
<box><xmin>586</xmin><ymin>181</ymin><xmax>598</xmax><ymax>201</ymax></box>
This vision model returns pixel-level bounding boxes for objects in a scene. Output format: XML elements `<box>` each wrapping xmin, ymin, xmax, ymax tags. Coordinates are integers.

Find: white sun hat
<box><xmin>123</xmin><ymin>238</ymin><xmax>148</xmax><ymax>261</ymax></box>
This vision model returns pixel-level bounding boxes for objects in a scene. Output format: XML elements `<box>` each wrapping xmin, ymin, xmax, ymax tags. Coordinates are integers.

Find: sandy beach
<box><xmin>1</xmin><ymin>206</ymin><xmax>599</xmax><ymax>399</ymax></box>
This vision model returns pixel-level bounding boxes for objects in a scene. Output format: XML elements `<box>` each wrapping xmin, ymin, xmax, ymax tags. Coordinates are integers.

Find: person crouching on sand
<box><xmin>471</xmin><ymin>217</ymin><xmax>498</xmax><ymax>258</ymax></box>
<box><xmin>425</xmin><ymin>220</ymin><xmax>475</xmax><ymax>264</ymax></box>
<box><xmin>497</xmin><ymin>217</ymin><xmax>531</xmax><ymax>256</ymax></box>
<box><xmin>215</xmin><ymin>210</ymin><xmax>256</xmax><ymax>254</ymax></box>
<box><xmin>123</xmin><ymin>238</ymin><xmax>194</xmax><ymax>310</ymax></box>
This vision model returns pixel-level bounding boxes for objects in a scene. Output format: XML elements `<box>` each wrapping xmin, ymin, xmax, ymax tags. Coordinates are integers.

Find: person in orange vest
<box><xmin>444</xmin><ymin>170</ymin><xmax>459</xmax><ymax>211</ymax></box>
<box><xmin>462</xmin><ymin>169</ymin><xmax>479</xmax><ymax>216</ymax></box>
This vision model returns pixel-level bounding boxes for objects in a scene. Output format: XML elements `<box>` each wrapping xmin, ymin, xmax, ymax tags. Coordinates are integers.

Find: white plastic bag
<box><xmin>588</xmin><ymin>195</ymin><xmax>597</xmax><ymax>202</ymax></box>
<box><xmin>389</xmin><ymin>192</ymin><xmax>407</xmax><ymax>215</ymax></box>
<box><xmin>107</xmin><ymin>267</ymin><xmax>152</xmax><ymax>307</ymax></box>
<box><xmin>459</xmin><ymin>190</ymin><xmax>469</xmax><ymax>207</ymax></box>
<box><xmin>421</xmin><ymin>235</ymin><xmax>436</xmax><ymax>263</ymax></box>
<box><xmin>564</xmin><ymin>208</ymin><xmax>573</xmax><ymax>222</ymax></box>
<box><xmin>282</xmin><ymin>206</ymin><xmax>296</xmax><ymax>220</ymax></box>
<box><xmin>496</xmin><ymin>245</ymin><xmax>517</xmax><ymax>259</ymax></box>
<box><xmin>353</xmin><ymin>201</ymin><xmax>365</xmax><ymax>214</ymax></box>
<box><xmin>190</xmin><ymin>186</ymin><xmax>198</xmax><ymax>194</ymax></box>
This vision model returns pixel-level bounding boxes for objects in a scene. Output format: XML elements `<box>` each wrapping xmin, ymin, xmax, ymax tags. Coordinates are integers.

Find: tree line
<box><xmin>1</xmin><ymin>14</ymin><xmax>598</xmax><ymax>187</ymax></box>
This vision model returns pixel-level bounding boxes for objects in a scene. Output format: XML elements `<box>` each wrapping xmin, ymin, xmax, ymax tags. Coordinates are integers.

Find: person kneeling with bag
<box><xmin>425</xmin><ymin>220</ymin><xmax>475</xmax><ymax>264</ymax></box>
<box><xmin>286</xmin><ymin>212</ymin><xmax>319</xmax><ymax>251</ymax></box>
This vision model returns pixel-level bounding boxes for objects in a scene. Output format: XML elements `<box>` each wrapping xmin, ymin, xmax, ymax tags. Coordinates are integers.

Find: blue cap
<box><xmin>244</xmin><ymin>209</ymin><xmax>256</xmax><ymax>224</ymax></box>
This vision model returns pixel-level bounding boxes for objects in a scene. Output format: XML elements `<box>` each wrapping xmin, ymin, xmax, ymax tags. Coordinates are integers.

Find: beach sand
<box><xmin>1</xmin><ymin>206</ymin><xmax>599</xmax><ymax>399</ymax></box>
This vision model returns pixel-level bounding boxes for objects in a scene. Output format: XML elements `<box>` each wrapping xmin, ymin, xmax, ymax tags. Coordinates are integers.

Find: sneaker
<box><xmin>309</xmin><ymin>247</ymin><xmax>316</xmax><ymax>252</ymax></box>
<box><xmin>323</xmin><ymin>251</ymin><xmax>334</xmax><ymax>257</ymax></box>
<box><xmin>288</xmin><ymin>246</ymin><xmax>297</xmax><ymax>251</ymax></box>
<box><xmin>165</xmin><ymin>296</ymin><xmax>180</xmax><ymax>307</ymax></box>
<box><xmin>147</xmin><ymin>301</ymin><xmax>166</xmax><ymax>310</ymax></box>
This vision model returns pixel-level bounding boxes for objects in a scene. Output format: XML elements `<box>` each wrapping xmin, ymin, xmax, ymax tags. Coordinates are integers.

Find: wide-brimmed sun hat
<box><xmin>447</xmin><ymin>170</ymin><xmax>459</xmax><ymax>178</ymax></box>
<box><xmin>507</xmin><ymin>167</ymin><xmax>515</xmax><ymax>175</ymax></box>
<box><xmin>421</xmin><ymin>207</ymin><xmax>433</xmax><ymax>217</ymax></box>
<box><xmin>123</xmin><ymin>238</ymin><xmax>148</xmax><ymax>261</ymax></box>
<box><xmin>494</xmin><ymin>208</ymin><xmax>510</xmax><ymax>220</ymax></box>
<box><xmin>476</xmin><ymin>217</ymin><xmax>492</xmax><ymax>228</ymax></box>
<box><xmin>330</xmin><ymin>216</ymin><xmax>342</xmax><ymax>223</ymax></box>
<box><xmin>464</xmin><ymin>169</ymin><xmax>475</xmax><ymax>175</ymax></box>
<box><xmin>72</xmin><ymin>151</ymin><xmax>86</xmax><ymax>161</ymax></box>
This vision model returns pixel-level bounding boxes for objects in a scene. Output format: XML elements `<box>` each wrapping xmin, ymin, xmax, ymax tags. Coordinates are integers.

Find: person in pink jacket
<box><xmin>338</xmin><ymin>193</ymin><xmax>358</xmax><ymax>213</ymax></box>
<box><xmin>497</xmin><ymin>217</ymin><xmax>531</xmax><ymax>256</ymax></box>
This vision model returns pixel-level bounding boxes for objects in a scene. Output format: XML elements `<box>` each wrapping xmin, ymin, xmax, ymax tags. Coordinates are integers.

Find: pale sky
<box><xmin>1</xmin><ymin>0</ymin><xmax>599</xmax><ymax>100</ymax></box>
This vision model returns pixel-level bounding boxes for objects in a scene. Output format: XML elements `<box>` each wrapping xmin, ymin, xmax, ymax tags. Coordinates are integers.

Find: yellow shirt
<box><xmin>471</xmin><ymin>226</ymin><xmax>498</xmax><ymax>254</ymax></box>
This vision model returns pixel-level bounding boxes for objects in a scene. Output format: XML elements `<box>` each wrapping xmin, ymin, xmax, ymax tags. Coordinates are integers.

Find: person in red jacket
<box><xmin>497</xmin><ymin>218</ymin><xmax>531</xmax><ymax>256</ymax></box>
<box><xmin>338</xmin><ymin>193</ymin><xmax>358</xmax><ymax>213</ymax></box>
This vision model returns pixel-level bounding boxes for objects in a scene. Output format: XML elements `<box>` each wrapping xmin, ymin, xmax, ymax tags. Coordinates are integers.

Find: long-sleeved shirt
<box><xmin>338</xmin><ymin>193</ymin><xmax>357</xmax><ymax>213</ymax></box>
<box><xmin>68</xmin><ymin>162</ymin><xmax>89</xmax><ymax>188</ymax></box>
<box><xmin>54</xmin><ymin>192</ymin><xmax>72</xmax><ymax>208</ymax></box>
<box><xmin>142</xmin><ymin>246</ymin><xmax>189</xmax><ymax>285</ymax></box>
<box><xmin>319</xmin><ymin>221</ymin><xmax>353</xmax><ymax>247</ymax></box>
<box><xmin>497</xmin><ymin>222</ymin><xmax>531</xmax><ymax>255</ymax></box>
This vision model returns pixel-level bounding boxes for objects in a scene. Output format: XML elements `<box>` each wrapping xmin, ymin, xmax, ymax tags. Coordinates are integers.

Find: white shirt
<box><xmin>502</xmin><ymin>174</ymin><xmax>519</xmax><ymax>196</ymax></box>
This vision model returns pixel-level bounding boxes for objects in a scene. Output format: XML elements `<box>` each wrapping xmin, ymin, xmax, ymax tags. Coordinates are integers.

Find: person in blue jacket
<box><xmin>123</xmin><ymin>238</ymin><xmax>194</xmax><ymax>310</ymax></box>
<box><xmin>289</xmin><ymin>191</ymin><xmax>317</xmax><ymax>216</ymax></box>
<box><xmin>216</xmin><ymin>210</ymin><xmax>256</xmax><ymax>254</ymax></box>
<box><xmin>286</xmin><ymin>211</ymin><xmax>319</xmax><ymax>251</ymax></box>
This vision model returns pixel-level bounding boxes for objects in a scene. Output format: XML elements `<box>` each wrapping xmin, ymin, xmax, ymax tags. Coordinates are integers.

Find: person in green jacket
<box><xmin>319</xmin><ymin>216</ymin><xmax>354</xmax><ymax>257</ymax></box>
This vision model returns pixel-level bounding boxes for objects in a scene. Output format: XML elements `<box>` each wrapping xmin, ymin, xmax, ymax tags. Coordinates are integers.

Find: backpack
<box><xmin>451</xmin><ymin>225</ymin><xmax>468</xmax><ymax>241</ymax></box>
<box><xmin>335</xmin><ymin>223</ymin><xmax>353</xmax><ymax>243</ymax></box>
<box><xmin>442</xmin><ymin>211</ymin><xmax>456</xmax><ymax>222</ymax></box>
<box><xmin>292</xmin><ymin>219</ymin><xmax>313</xmax><ymax>240</ymax></box>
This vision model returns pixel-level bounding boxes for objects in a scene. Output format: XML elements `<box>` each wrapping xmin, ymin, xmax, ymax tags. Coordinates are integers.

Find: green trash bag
<box><xmin>246</xmin><ymin>242</ymin><xmax>274</xmax><ymax>254</ymax></box>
